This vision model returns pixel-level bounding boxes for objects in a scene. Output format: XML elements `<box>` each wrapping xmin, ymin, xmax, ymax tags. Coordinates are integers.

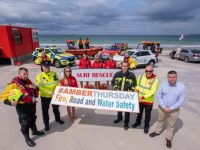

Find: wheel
<box><xmin>148</xmin><ymin>60</ymin><xmax>155</xmax><ymax>67</ymax></box>
<box><xmin>184</xmin><ymin>56</ymin><xmax>189</xmax><ymax>62</ymax></box>
<box><xmin>54</xmin><ymin>60</ymin><xmax>62</xmax><ymax>68</ymax></box>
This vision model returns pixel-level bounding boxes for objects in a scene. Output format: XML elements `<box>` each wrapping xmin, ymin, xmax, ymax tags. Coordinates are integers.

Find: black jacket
<box><xmin>111</xmin><ymin>71</ymin><xmax>137</xmax><ymax>91</ymax></box>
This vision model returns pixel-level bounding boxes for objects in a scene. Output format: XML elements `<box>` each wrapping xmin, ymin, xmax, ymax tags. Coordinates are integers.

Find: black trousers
<box><xmin>85</xmin><ymin>44</ymin><xmax>89</xmax><ymax>49</ymax></box>
<box><xmin>79</xmin><ymin>44</ymin><xmax>84</xmax><ymax>49</ymax></box>
<box><xmin>41</xmin><ymin>97</ymin><xmax>61</xmax><ymax>127</ymax></box>
<box><xmin>16</xmin><ymin>103</ymin><xmax>37</xmax><ymax>134</ymax></box>
<box><xmin>136</xmin><ymin>103</ymin><xmax>153</xmax><ymax>128</ymax></box>
<box><xmin>117</xmin><ymin>111</ymin><xmax>130</xmax><ymax>124</ymax></box>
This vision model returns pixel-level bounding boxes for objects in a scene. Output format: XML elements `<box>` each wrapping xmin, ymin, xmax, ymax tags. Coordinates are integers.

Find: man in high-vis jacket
<box><xmin>36</xmin><ymin>61</ymin><xmax>64</xmax><ymax>131</ymax></box>
<box><xmin>132</xmin><ymin>66</ymin><xmax>159</xmax><ymax>134</ymax></box>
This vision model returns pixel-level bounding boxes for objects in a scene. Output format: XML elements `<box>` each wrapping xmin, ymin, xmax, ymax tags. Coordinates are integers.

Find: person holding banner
<box><xmin>79</xmin><ymin>52</ymin><xmax>91</xmax><ymax>88</ymax></box>
<box><xmin>104</xmin><ymin>54</ymin><xmax>117</xmax><ymax>69</ymax></box>
<box><xmin>132</xmin><ymin>66</ymin><xmax>159</xmax><ymax>134</ymax></box>
<box><xmin>92</xmin><ymin>55</ymin><xmax>103</xmax><ymax>88</ymax></box>
<box><xmin>61</xmin><ymin>66</ymin><xmax>78</xmax><ymax>122</ymax></box>
<box><xmin>112</xmin><ymin>61</ymin><xmax>137</xmax><ymax>130</ymax></box>
<box><xmin>36</xmin><ymin>61</ymin><xmax>64</xmax><ymax>131</ymax></box>
<box><xmin>104</xmin><ymin>54</ymin><xmax>117</xmax><ymax>87</ymax></box>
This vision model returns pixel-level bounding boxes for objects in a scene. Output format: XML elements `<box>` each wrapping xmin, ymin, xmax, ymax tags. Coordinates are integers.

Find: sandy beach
<box><xmin>0</xmin><ymin>53</ymin><xmax>200</xmax><ymax>150</ymax></box>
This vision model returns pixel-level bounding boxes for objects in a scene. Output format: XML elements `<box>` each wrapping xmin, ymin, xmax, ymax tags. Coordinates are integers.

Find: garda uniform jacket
<box><xmin>136</xmin><ymin>74</ymin><xmax>158</xmax><ymax>105</ymax></box>
<box><xmin>36</xmin><ymin>71</ymin><xmax>60</xmax><ymax>98</ymax></box>
<box><xmin>111</xmin><ymin>71</ymin><xmax>137</xmax><ymax>91</ymax></box>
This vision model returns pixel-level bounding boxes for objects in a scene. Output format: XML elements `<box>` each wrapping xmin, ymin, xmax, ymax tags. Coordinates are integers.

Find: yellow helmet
<box><xmin>8</xmin><ymin>89</ymin><xmax>23</xmax><ymax>102</ymax></box>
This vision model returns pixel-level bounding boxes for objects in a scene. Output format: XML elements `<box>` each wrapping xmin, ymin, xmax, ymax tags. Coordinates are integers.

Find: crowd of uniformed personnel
<box><xmin>0</xmin><ymin>51</ymin><xmax>186</xmax><ymax>149</ymax></box>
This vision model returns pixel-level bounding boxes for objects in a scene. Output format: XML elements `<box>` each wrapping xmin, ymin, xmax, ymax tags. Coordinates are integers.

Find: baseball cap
<box><xmin>41</xmin><ymin>61</ymin><xmax>51</xmax><ymax>67</ymax></box>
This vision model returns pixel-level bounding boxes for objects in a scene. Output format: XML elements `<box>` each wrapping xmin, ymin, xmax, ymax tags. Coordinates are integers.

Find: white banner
<box><xmin>51</xmin><ymin>86</ymin><xmax>139</xmax><ymax>113</ymax></box>
<box><xmin>60</xmin><ymin>68</ymin><xmax>121</xmax><ymax>82</ymax></box>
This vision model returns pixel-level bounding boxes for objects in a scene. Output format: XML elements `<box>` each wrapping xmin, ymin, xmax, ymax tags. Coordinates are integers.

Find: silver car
<box><xmin>179</xmin><ymin>49</ymin><xmax>200</xmax><ymax>62</ymax></box>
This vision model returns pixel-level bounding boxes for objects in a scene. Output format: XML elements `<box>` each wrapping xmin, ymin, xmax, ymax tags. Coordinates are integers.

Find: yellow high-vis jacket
<box><xmin>136</xmin><ymin>74</ymin><xmax>158</xmax><ymax>104</ymax></box>
<box><xmin>36</xmin><ymin>71</ymin><xmax>60</xmax><ymax>98</ymax></box>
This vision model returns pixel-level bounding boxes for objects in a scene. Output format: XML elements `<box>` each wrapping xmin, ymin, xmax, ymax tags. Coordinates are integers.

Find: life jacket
<box><xmin>36</xmin><ymin>71</ymin><xmax>60</xmax><ymax>98</ymax></box>
<box><xmin>60</xmin><ymin>76</ymin><xmax>78</xmax><ymax>87</ymax></box>
<box><xmin>136</xmin><ymin>74</ymin><xmax>159</xmax><ymax>105</ymax></box>
<box><xmin>0</xmin><ymin>83</ymin><xmax>20</xmax><ymax>102</ymax></box>
<box><xmin>78</xmin><ymin>40</ymin><xmax>83</xmax><ymax>45</ymax></box>
<box><xmin>12</xmin><ymin>77</ymin><xmax>38</xmax><ymax>103</ymax></box>
<box><xmin>85</xmin><ymin>39</ymin><xmax>90</xmax><ymax>44</ymax></box>
<box><xmin>104</xmin><ymin>60</ymin><xmax>117</xmax><ymax>68</ymax></box>
<box><xmin>79</xmin><ymin>58</ymin><xmax>91</xmax><ymax>68</ymax></box>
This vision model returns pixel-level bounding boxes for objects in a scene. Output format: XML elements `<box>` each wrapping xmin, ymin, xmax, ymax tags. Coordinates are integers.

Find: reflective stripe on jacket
<box><xmin>136</xmin><ymin>74</ymin><xmax>158</xmax><ymax>104</ymax></box>
<box><xmin>36</xmin><ymin>71</ymin><xmax>60</xmax><ymax>98</ymax></box>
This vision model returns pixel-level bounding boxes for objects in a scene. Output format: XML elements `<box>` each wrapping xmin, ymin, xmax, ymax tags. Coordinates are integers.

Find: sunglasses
<box><xmin>145</xmin><ymin>70</ymin><xmax>153</xmax><ymax>73</ymax></box>
<box><xmin>65</xmin><ymin>70</ymin><xmax>71</xmax><ymax>73</ymax></box>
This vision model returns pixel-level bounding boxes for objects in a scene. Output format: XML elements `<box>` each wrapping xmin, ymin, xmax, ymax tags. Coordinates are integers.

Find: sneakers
<box><xmin>113</xmin><ymin>118</ymin><xmax>122</xmax><ymax>124</ymax></box>
<box><xmin>56</xmin><ymin>119</ymin><xmax>65</xmax><ymax>124</ymax></box>
<box><xmin>132</xmin><ymin>122</ymin><xmax>141</xmax><ymax>128</ymax></box>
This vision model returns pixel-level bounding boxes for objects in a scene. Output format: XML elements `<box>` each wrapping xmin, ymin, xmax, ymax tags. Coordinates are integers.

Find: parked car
<box><xmin>169</xmin><ymin>49</ymin><xmax>200</xmax><ymax>62</ymax></box>
<box><xmin>99</xmin><ymin>43</ymin><xmax>128</xmax><ymax>61</ymax></box>
<box><xmin>32</xmin><ymin>46</ymin><xmax>76</xmax><ymax>68</ymax></box>
<box><xmin>113</xmin><ymin>49</ymin><xmax>158</xmax><ymax>68</ymax></box>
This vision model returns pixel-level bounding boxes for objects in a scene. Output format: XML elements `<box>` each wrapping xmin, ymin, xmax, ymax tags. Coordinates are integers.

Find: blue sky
<box><xmin>0</xmin><ymin>0</ymin><xmax>200</xmax><ymax>35</ymax></box>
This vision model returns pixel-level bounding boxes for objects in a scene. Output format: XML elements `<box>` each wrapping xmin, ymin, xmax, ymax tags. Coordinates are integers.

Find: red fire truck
<box><xmin>0</xmin><ymin>25</ymin><xmax>39</xmax><ymax>65</ymax></box>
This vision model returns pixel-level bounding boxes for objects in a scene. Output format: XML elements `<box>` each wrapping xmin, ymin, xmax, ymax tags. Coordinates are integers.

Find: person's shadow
<box><xmin>32</xmin><ymin>115</ymin><xmax>73</xmax><ymax>141</ymax></box>
<box><xmin>77</xmin><ymin>108</ymin><xmax>183</xmax><ymax>135</ymax></box>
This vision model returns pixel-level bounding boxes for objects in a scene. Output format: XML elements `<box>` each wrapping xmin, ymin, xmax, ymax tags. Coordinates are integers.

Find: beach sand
<box><xmin>0</xmin><ymin>54</ymin><xmax>200</xmax><ymax>150</ymax></box>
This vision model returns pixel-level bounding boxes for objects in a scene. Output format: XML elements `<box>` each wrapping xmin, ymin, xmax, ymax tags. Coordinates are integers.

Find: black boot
<box><xmin>113</xmin><ymin>118</ymin><xmax>122</xmax><ymax>124</ymax></box>
<box><xmin>45</xmin><ymin>124</ymin><xmax>50</xmax><ymax>131</ymax></box>
<box><xmin>56</xmin><ymin>119</ymin><xmax>64</xmax><ymax>124</ymax></box>
<box><xmin>132</xmin><ymin>122</ymin><xmax>141</xmax><ymax>128</ymax></box>
<box><xmin>31</xmin><ymin>126</ymin><xmax>45</xmax><ymax>136</ymax></box>
<box><xmin>23</xmin><ymin>132</ymin><xmax>36</xmax><ymax>147</ymax></box>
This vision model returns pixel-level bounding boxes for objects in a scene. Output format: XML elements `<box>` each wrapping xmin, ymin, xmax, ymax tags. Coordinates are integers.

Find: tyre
<box><xmin>54</xmin><ymin>60</ymin><xmax>62</xmax><ymax>68</ymax></box>
<box><xmin>184</xmin><ymin>56</ymin><xmax>189</xmax><ymax>62</ymax></box>
<box><xmin>148</xmin><ymin>60</ymin><xmax>155</xmax><ymax>67</ymax></box>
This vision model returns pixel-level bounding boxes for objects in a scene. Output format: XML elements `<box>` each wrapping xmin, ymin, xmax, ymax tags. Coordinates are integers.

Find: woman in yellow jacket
<box><xmin>36</xmin><ymin>61</ymin><xmax>64</xmax><ymax>131</ymax></box>
<box><xmin>123</xmin><ymin>53</ymin><xmax>137</xmax><ymax>69</ymax></box>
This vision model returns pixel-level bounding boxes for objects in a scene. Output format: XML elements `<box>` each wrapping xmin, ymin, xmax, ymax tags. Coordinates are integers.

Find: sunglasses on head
<box><xmin>145</xmin><ymin>70</ymin><xmax>153</xmax><ymax>73</ymax></box>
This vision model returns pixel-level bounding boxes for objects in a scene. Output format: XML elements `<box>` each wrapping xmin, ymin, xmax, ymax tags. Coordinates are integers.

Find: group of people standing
<box><xmin>0</xmin><ymin>53</ymin><xmax>186</xmax><ymax>149</ymax></box>
<box><xmin>77</xmin><ymin>37</ymin><xmax>90</xmax><ymax>49</ymax></box>
<box><xmin>111</xmin><ymin>61</ymin><xmax>186</xmax><ymax>148</ymax></box>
